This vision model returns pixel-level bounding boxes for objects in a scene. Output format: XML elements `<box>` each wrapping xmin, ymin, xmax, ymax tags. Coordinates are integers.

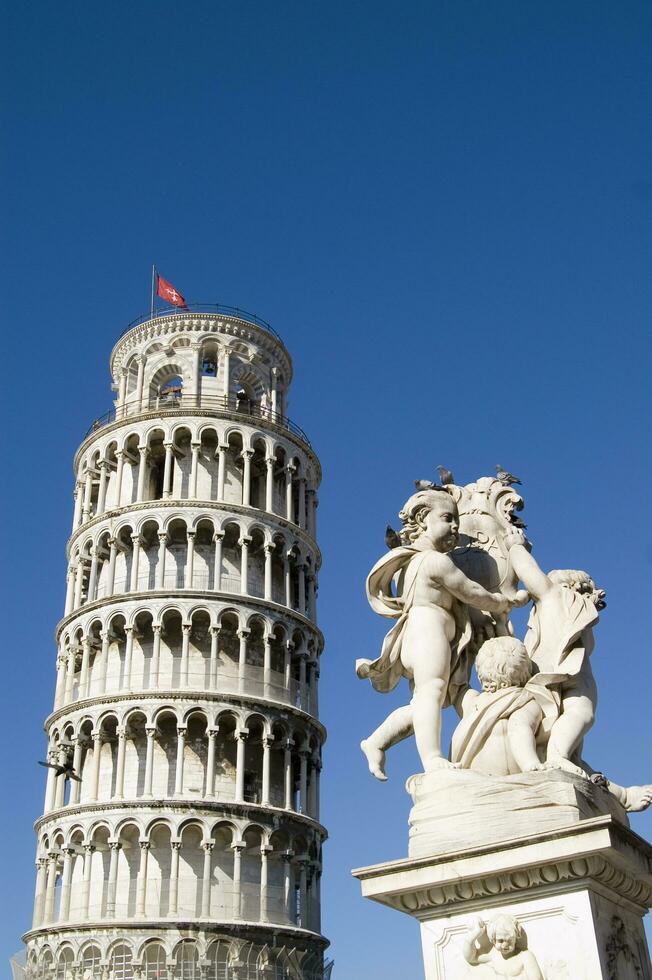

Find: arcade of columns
<box><xmin>23</xmin><ymin>311</ymin><xmax>329</xmax><ymax>980</ymax></box>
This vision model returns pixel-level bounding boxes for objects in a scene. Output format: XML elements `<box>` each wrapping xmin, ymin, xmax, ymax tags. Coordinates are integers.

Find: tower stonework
<box><xmin>24</xmin><ymin>308</ymin><xmax>329</xmax><ymax>979</ymax></box>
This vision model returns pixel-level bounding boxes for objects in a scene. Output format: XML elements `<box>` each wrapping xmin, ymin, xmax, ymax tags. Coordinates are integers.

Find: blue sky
<box><xmin>2</xmin><ymin>2</ymin><xmax>652</xmax><ymax>976</ymax></box>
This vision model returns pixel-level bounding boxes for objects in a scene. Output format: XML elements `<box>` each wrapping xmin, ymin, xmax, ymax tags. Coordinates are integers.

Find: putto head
<box><xmin>548</xmin><ymin>569</ymin><xmax>606</xmax><ymax>610</ymax></box>
<box><xmin>475</xmin><ymin>637</ymin><xmax>532</xmax><ymax>693</ymax></box>
<box><xmin>486</xmin><ymin>913</ymin><xmax>525</xmax><ymax>955</ymax></box>
<box><xmin>398</xmin><ymin>488</ymin><xmax>459</xmax><ymax>551</ymax></box>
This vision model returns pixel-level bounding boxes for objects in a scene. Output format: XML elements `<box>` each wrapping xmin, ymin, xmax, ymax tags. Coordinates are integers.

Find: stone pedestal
<box><xmin>353</xmin><ymin>771</ymin><xmax>652</xmax><ymax>979</ymax></box>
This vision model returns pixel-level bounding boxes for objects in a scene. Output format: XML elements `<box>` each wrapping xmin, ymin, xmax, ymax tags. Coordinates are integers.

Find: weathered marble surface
<box><xmin>407</xmin><ymin>768</ymin><xmax>628</xmax><ymax>859</ymax></box>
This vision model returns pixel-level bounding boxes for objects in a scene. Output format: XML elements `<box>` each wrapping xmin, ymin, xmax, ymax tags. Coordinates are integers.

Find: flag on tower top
<box><xmin>157</xmin><ymin>273</ymin><xmax>187</xmax><ymax>308</ymax></box>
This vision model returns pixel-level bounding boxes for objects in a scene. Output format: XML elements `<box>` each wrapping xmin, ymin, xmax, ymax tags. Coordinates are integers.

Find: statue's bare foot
<box><xmin>424</xmin><ymin>757</ymin><xmax>460</xmax><ymax>772</ymax></box>
<box><xmin>361</xmin><ymin>739</ymin><xmax>387</xmax><ymax>781</ymax></box>
<box><xmin>625</xmin><ymin>785</ymin><xmax>652</xmax><ymax>812</ymax></box>
<box><xmin>547</xmin><ymin>756</ymin><xmax>589</xmax><ymax>778</ymax></box>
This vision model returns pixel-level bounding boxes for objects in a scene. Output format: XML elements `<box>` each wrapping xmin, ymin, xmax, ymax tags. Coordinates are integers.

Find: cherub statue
<box><xmin>506</xmin><ymin>536</ymin><xmax>606</xmax><ymax>775</ymax></box>
<box><xmin>451</xmin><ymin>636</ymin><xmax>560</xmax><ymax>776</ymax></box>
<box><xmin>462</xmin><ymin>914</ymin><xmax>544</xmax><ymax>978</ymax></box>
<box><xmin>450</xmin><ymin>636</ymin><xmax>652</xmax><ymax>811</ymax></box>
<box><xmin>357</xmin><ymin>488</ymin><xmax>527</xmax><ymax>775</ymax></box>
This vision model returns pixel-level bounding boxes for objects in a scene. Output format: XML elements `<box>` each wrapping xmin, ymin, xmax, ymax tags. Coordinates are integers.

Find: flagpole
<box><xmin>150</xmin><ymin>264</ymin><xmax>156</xmax><ymax>320</ymax></box>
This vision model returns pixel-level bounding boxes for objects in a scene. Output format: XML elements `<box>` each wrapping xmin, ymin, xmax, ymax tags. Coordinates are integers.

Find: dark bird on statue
<box><xmin>496</xmin><ymin>464</ymin><xmax>522</xmax><ymax>486</ymax></box>
<box><xmin>436</xmin><ymin>465</ymin><xmax>455</xmax><ymax>485</ymax></box>
<box><xmin>414</xmin><ymin>479</ymin><xmax>437</xmax><ymax>491</ymax></box>
<box><xmin>385</xmin><ymin>525</ymin><xmax>402</xmax><ymax>550</ymax></box>
<box><xmin>509</xmin><ymin>515</ymin><xmax>528</xmax><ymax>529</ymax></box>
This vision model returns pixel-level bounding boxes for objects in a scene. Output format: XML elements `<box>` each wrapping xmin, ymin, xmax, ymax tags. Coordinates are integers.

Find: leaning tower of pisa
<box><xmin>24</xmin><ymin>306</ymin><xmax>329</xmax><ymax>980</ymax></box>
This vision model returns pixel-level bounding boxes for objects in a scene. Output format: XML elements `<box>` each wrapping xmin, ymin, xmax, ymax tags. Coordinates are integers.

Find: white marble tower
<box><xmin>23</xmin><ymin>307</ymin><xmax>329</xmax><ymax>979</ymax></box>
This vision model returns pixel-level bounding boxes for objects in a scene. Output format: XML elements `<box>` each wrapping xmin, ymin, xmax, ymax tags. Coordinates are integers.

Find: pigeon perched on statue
<box><xmin>436</xmin><ymin>465</ymin><xmax>455</xmax><ymax>485</ymax></box>
<box><xmin>414</xmin><ymin>479</ymin><xmax>437</xmax><ymax>491</ymax></box>
<box><xmin>385</xmin><ymin>525</ymin><xmax>402</xmax><ymax>550</ymax></box>
<box><xmin>495</xmin><ymin>464</ymin><xmax>522</xmax><ymax>486</ymax></box>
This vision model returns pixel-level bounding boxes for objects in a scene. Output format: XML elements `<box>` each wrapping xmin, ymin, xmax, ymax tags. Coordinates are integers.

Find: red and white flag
<box><xmin>157</xmin><ymin>273</ymin><xmax>187</xmax><ymax>308</ymax></box>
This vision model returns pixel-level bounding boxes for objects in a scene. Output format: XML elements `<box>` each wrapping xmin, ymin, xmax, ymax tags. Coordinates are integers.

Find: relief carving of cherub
<box><xmin>462</xmin><ymin>914</ymin><xmax>544</xmax><ymax>978</ymax></box>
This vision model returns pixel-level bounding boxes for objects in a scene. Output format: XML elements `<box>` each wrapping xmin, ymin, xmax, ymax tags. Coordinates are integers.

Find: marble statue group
<box><xmin>357</xmin><ymin>470</ymin><xmax>652</xmax><ymax>808</ymax></box>
<box><xmin>355</xmin><ymin>470</ymin><xmax>652</xmax><ymax>977</ymax></box>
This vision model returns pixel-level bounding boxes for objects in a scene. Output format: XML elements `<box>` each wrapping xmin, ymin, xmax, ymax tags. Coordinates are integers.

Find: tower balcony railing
<box><xmin>84</xmin><ymin>391</ymin><xmax>311</xmax><ymax>446</ymax></box>
<box><xmin>121</xmin><ymin>302</ymin><xmax>284</xmax><ymax>342</ymax></box>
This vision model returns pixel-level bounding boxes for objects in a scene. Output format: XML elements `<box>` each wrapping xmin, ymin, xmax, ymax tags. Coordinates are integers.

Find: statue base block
<box><xmin>407</xmin><ymin>768</ymin><xmax>629</xmax><ymax>858</ymax></box>
<box><xmin>353</xmin><ymin>805</ymin><xmax>652</xmax><ymax>978</ymax></box>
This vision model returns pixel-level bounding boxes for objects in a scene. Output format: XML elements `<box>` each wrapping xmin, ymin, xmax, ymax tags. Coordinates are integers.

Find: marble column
<box><xmin>43</xmin><ymin>854</ymin><xmax>59</xmax><ymax>923</ymax></box>
<box><xmin>284</xmin><ymin>739</ymin><xmax>294</xmax><ymax>810</ymax></box>
<box><xmin>265</xmin><ymin>457</ymin><xmax>275</xmax><ymax>511</ymax></box>
<box><xmin>98</xmin><ymin>630</ymin><xmax>110</xmax><ymax>694</ymax></box>
<box><xmin>205</xmin><ymin>728</ymin><xmax>218</xmax><ymax>798</ymax></box>
<box><xmin>106</xmin><ymin>538</ymin><xmax>118</xmax><ymax>596</ymax></box>
<box><xmin>213</xmin><ymin>532</ymin><xmax>224</xmax><ymax>591</ymax></box>
<box><xmin>59</xmin><ymin>846</ymin><xmax>75</xmax><ymax>921</ymax></box>
<box><xmin>123</xmin><ymin>627</ymin><xmax>134</xmax><ymax>690</ymax></box>
<box><xmin>136</xmin><ymin>841</ymin><xmax>150</xmax><ymax>917</ymax></box>
<box><xmin>285</xmin><ymin>465</ymin><xmax>295</xmax><ymax>522</ymax></box>
<box><xmin>209</xmin><ymin>626</ymin><xmax>219</xmax><ymax>689</ymax></box>
<box><xmin>87</xmin><ymin>549</ymin><xmax>100</xmax><ymax>602</ymax></box>
<box><xmin>82</xmin><ymin>469</ymin><xmax>93</xmax><ymax>520</ymax></box>
<box><xmin>201</xmin><ymin>842</ymin><xmax>214</xmax><ymax>916</ymax></box>
<box><xmin>79</xmin><ymin>638</ymin><xmax>92</xmax><ymax>699</ymax></box>
<box><xmin>299</xmin><ymin>750</ymin><xmax>309</xmax><ymax>814</ymax></box>
<box><xmin>130</xmin><ymin>535</ymin><xmax>142</xmax><ymax>592</ymax></box>
<box><xmin>297</xmin><ymin>563</ymin><xmax>307</xmax><ymax>616</ymax></box>
<box><xmin>156</xmin><ymin>532</ymin><xmax>168</xmax><ymax>588</ymax></box>
<box><xmin>235</xmin><ymin>730</ymin><xmax>247</xmax><ymax>802</ymax></box>
<box><xmin>114</xmin><ymin>450</ymin><xmax>125</xmax><ymax>507</ymax></box>
<box><xmin>185</xmin><ymin>531</ymin><xmax>196</xmax><ymax>589</ymax></box>
<box><xmin>190</xmin><ymin>441</ymin><xmax>200</xmax><ymax>498</ymax></box>
<box><xmin>216</xmin><ymin>445</ymin><xmax>227</xmax><ymax>500</ymax></box>
<box><xmin>174</xmin><ymin>727</ymin><xmax>187</xmax><ymax>796</ymax></box>
<box><xmin>80</xmin><ymin>844</ymin><xmax>95</xmax><ymax>919</ymax></box>
<box><xmin>298</xmin><ymin>478</ymin><xmax>306</xmax><ymax>530</ymax></box>
<box><xmin>181</xmin><ymin>623</ymin><xmax>191</xmax><ymax>687</ymax></box>
<box><xmin>64</xmin><ymin>566</ymin><xmax>76</xmax><ymax>616</ymax></box>
<box><xmin>283</xmin><ymin>852</ymin><xmax>294</xmax><ymax>923</ymax></box>
<box><xmin>144</xmin><ymin>727</ymin><xmax>156</xmax><ymax>797</ymax></box>
<box><xmin>89</xmin><ymin>732</ymin><xmax>103</xmax><ymax>801</ymax></box>
<box><xmin>54</xmin><ymin>654</ymin><xmax>67</xmax><ymax>709</ymax></box>
<box><xmin>239</xmin><ymin>536</ymin><xmax>251</xmax><ymax>594</ymax></box>
<box><xmin>32</xmin><ymin>858</ymin><xmax>47</xmax><ymax>928</ymax></box>
<box><xmin>96</xmin><ymin>460</ymin><xmax>109</xmax><ymax>514</ymax></box>
<box><xmin>72</xmin><ymin>482</ymin><xmax>84</xmax><ymax>529</ymax></box>
<box><xmin>264</xmin><ymin>544</ymin><xmax>274</xmax><ymax>601</ymax></box>
<box><xmin>151</xmin><ymin>624</ymin><xmax>162</xmax><ymax>688</ymax></box>
<box><xmin>241</xmin><ymin>450</ymin><xmax>253</xmax><ymax>506</ymax></box>
<box><xmin>263</xmin><ymin>633</ymin><xmax>272</xmax><ymax>698</ymax></box>
<box><xmin>106</xmin><ymin>841</ymin><xmax>121</xmax><ymax>917</ymax></box>
<box><xmin>162</xmin><ymin>441</ymin><xmax>174</xmax><ymax>498</ymax></box>
<box><xmin>69</xmin><ymin>737</ymin><xmax>84</xmax><ymax>805</ymax></box>
<box><xmin>260</xmin><ymin>845</ymin><xmax>271</xmax><ymax>922</ymax></box>
<box><xmin>231</xmin><ymin>842</ymin><xmax>243</xmax><ymax>919</ymax></box>
<box><xmin>136</xmin><ymin>446</ymin><xmax>148</xmax><ymax>501</ymax></box>
<box><xmin>168</xmin><ymin>840</ymin><xmax>181</xmax><ymax>916</ymax></box>
<box><xmin>222</xmin><ymin>348</ymin><xmax>231</xmax><ymax>400</ymax></box>
<box><xmin>237</xmin><ymin>628</ymin><xmax>250</xmax><ymax>693</ymax></box>
<box><xmin>114</xmin><ymin>727</ymin><xmax>127</xmax><ymax>799</ymax></box>
<box><xmin>262</xmin><ymin>735</ymin><xmax>273</xmax><ymax>805</ymax></box>
<box><xmin>134</xmin><ymin>356</ymin><xmax>145</xmax><ymax>410</ymax></box>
